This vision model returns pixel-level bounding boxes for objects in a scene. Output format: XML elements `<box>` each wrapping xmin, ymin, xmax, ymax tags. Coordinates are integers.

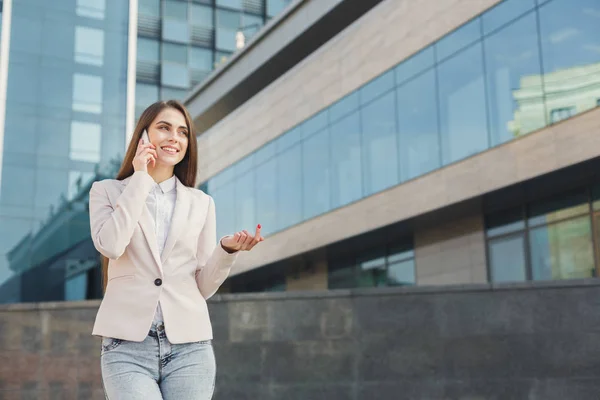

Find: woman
<box><xmin>89</xmin><ymin>100</ymin><xmax>263</xmax><ymax>399</ymax></box>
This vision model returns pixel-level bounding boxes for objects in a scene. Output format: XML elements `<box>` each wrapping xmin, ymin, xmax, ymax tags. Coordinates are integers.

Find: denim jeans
<box><xmin>101</xmin><ymin>321</ymin><xmax>216</xmax><ymax>399</ymax></box>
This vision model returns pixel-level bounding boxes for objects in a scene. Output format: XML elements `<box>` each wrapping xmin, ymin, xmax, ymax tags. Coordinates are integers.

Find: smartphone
<box><xmin>141</xmin><ymin>129</ymin><xmax>150</xmax><ymax>144</ymax></box>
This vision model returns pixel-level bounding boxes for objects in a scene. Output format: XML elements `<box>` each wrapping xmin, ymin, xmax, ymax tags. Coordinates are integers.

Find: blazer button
<box><xmin>154</xmin><ymin>278</ymin><xmax>162</xmax><ymax>286</ymax></box>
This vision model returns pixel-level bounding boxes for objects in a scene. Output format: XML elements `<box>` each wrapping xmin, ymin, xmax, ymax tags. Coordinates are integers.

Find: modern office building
<box><xmin>0</xmin><ymin>0</ymin><xmax>292</xmax><ymax>303</ymax></box>
<box><xmin>186</xmin><ymin>0</ymin><xmax>600</xmax><ymax>293</ymax></box>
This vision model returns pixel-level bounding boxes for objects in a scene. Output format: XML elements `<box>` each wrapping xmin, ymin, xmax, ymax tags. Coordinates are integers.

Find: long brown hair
<box><xmin>100</xmin><ymin>100</ymin><xmax>198</xmax><ymax>293</ymax></box>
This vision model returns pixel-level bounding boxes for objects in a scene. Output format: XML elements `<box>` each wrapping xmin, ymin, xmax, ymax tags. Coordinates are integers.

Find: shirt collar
<box><xmin>156</xmin><ymin>175</ymin><xmax>177</xmax><ymax>194</ymax></box>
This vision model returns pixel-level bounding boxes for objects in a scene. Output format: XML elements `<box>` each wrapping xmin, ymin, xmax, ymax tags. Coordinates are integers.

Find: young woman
<box><xmin>89</xmin><ymin>100</ymin><xmax>263</xmax><ymax>399</ymax></box>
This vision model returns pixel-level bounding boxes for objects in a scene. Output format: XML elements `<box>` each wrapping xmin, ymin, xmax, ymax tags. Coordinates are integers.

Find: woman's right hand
<box><xmin>133</xmin><ymin>139</ymin><xmax>158</xmax><ymax>172</ymax></box>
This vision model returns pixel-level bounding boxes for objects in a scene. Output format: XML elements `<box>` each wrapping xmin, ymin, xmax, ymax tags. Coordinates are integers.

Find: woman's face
<box><xmin>147</xmin><ymin>107</ymin><xmax>189</xmax><ymax>167</ymax></box>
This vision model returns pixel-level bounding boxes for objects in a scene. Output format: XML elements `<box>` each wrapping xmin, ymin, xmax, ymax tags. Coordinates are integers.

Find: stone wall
<box><xmin>1</xmin><ymin>280</ymin><xmax>600</xmax><ymax>399</ymax></box>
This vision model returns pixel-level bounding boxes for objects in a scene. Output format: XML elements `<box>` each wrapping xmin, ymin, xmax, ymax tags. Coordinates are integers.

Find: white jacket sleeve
<box><xmin>89</xmin><ymin>171</ymin><xmax>155</xmax><ymax>259</ymax></box>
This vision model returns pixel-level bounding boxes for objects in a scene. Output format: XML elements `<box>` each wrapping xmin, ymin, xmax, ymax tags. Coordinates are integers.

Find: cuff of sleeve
<box><xmin>131</xmin><ymin>171</ymin><xmax>156</xmax><ymax>189</ymax></box>
<box><xmin>217</xmin><ymin>235</ymin><xmax>239</xmax><ymax>261</ymax></box>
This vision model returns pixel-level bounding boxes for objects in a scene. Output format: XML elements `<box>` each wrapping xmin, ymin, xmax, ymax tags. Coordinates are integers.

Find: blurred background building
<box><xmin>0</xmin><ymin>0</ymin><xmax>599</xmax><ymax>303</ymax></box>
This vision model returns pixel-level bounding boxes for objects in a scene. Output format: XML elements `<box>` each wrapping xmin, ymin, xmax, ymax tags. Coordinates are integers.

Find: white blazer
<box><xmin>89</xmin><ymin>171</ymin><xmax>238</xmax><ymax>344</ymax></box>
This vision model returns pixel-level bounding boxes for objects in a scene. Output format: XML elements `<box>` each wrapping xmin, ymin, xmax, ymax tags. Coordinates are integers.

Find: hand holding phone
<box><xmin>133</xmin><ymin>129</ymin><xmax>157</xmax><ymax>171</ymax></box>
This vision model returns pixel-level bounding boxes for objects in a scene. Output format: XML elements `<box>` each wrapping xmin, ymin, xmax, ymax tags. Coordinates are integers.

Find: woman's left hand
<box><xmin>221</xmin><ymin>224</ymin><xmax>264</xmax><ymax>254</ymax></box>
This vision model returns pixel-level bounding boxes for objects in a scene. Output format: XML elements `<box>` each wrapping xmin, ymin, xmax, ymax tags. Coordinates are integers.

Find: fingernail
<box><xmin>257</xmin><ymin>224</ymin><xmax>261</xmax><ymax>229</ymax></box>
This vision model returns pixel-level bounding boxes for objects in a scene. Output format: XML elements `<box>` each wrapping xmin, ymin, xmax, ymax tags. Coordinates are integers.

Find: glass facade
<box><xmin>486</xmin><ymin>187</ymin><xmax>600</xmax><ymax>283</ymax></box>
<box><xmin>135</xmin><ymin>0</ymin><xmax>283</xmax><ymax>117</ymax></box>
<box><xmin>202</xmin><ymin>0</ymin><xmax>600</xmax><ymax>240</ymax></box>
<box><xmin>0</xmin><ymin>0</ymin><xmax>129</xmax><ymax>302</ymax></box>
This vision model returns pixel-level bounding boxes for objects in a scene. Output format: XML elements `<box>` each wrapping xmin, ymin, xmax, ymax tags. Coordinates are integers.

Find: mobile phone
<box><xmin>141</xmin><ymin>129</ymin><xmax>150</xmax><ymax>144</ymax></box>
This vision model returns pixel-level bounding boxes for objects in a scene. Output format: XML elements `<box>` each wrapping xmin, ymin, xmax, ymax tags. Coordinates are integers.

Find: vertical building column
<box><xmin>0</xmin><ymin>0</ymin><xmax>12</xmax><ymax>198</ymax></box>
<box><xmin>125</xmin><ymin>0</ymin><xmax>139</xmax><ymax>148</ymax></box>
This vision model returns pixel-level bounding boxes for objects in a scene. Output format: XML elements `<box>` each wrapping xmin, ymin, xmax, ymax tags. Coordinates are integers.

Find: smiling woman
<box><xmin>89</xmin><ymin>99</ymin><xmax>264</xmax><ymax>399</ymax></box>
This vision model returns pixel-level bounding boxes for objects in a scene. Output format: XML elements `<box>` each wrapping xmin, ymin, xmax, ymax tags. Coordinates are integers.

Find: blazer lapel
<box><xmin>161</xmin><ymin>178</ymin><xmax>191</xmax><ymax>264</ymax></box>
<box><xmin>119</xmin><ymin>176</ymin><xmax>162</xmax><ymax>272</ymax></box>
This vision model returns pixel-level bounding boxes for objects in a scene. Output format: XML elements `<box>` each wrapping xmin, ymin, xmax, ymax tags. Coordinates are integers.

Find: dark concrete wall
<box><xmin>1</xmin><ymin>280</ymin><xmax>600</xmax><ymax>399</ymax></box>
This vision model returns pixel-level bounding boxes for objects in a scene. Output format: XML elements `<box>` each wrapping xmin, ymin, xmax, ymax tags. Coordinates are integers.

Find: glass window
<box><xmin>528</xmin><ymin>191</ymin><xmax>589</xmax><ymax>227</ymax></box>
<box><xmin>437</xmin><ymin>43</ymin><xmax>489</xmax><ymax>164</ymax></box>
<box><xmin>212</xmin><ymin>182</ymin><xmax>235</xmax><ymax>240</ymax></box>
<box><xmin>160</xmin><ymin>87</ymin><xmax>188</xmax><ymax>100</ymax></box>
<box><xmin>77</xmin><ymin>0</ymin><xmax>106</xmax><ymax>20</ymax></box>
<box><xmin>234</xmin><ymin>153</ymin><xmax>254</xmax><ymax>177</ymax></box>
<box><xmin>65</xmin><ymin>273</ymin><xmax>87</xmax><ymax>301</ymax></box>
<box><xmin>267</xmin><ymin>0</ymin><xmax>292</xmax><ymax>17</ymax></box>
<box><xmin>357</xmin><ymin>254</ymin><xmax>387</xmax><ymax>287</ymax></box>
<box><xmin>277</xmin><ymin>144</ymin><xmax>302</xmax><ymax>231</ymax></box>
<box><xmin>302</xmin><ymin>127</ymin><xmax>330</xmax><ymax>220</ymax></box>
<box><xmin>217</xmin><ymin>0</ymin><xmax>243</xmax><ymax>10</ymax></box>
<box><xmin>136</xmin><ymin>83</ymin><xmax>159</xmax><ymax>110</ymax></box>
<box><xmin>360</xmin><ymin>69</ymin><xmax>394</xmax><ymax>105</ymax></box>
<box><xmin>275</xmin><ymin>126</ymin><xmax>301</xmax><ymax>153</ymax></box>
<box><xmin>330</xmin><ymin>111</ymin><xmax>362</xmax><ymax>208</ymax></box>
<box><xmin>137</xmin><ymin>38</ymin><xmax>159</xmax><ymax>63</ymax></box>
<box><xmin>214</xmin><ymin>51</ymin><xmax>232</xmax><ymax>68</ymax></box>
<box><xmin>191</xmin><ymin>4</ymin><xmax>213</xmax><ymax>28</ymax></box>
<box><xmin>68</xmin><ymin>171</ymin><xmax>95</xmax><ymax>200</ymax></box>
<box><xmin>163</xmin><ymin>20</ymin><xmax>190</xmax><ymax>44</ymax></box>
<box><xmin>70</xmin><ymin>121</ymin><xmax>101</xmax><ymax>163</ymax></box>
<box><xmin>235</xmin><ymin>170</ymin><xmax>255</xmax><ymax>232</ymax></box>
<box><xmin>388</xmin><ymin>259</ymin><xmax>415</xmax><ymax>286</ymax></box>
<box><xmin>74</xmin><ymin>26</ymin><xmax>104</xmax><ymax>66</ymax></box>
<box><xmin>161</xmin><ymin>63</ymin><xmax>190</xmax><ymax>89</ymax></box>
<box><xmin>436</xmin><ymin>17</ymin><xmax>482</xmax><ymax>61</ymax></box>
<box><xmin>488</xmin><ymin>234</ymin><xmax>527</xmax><ymax>282</ymax></box>
<box><xmin>162</xmin><ymin>42</ymin><xmax>188</xmax><ymax>64</ymax></box>
<box><xmin>72</xmin><ymin>74</ymin><xmax>103</xmax><ymax>114</ymax></box>
<box><xmin>397</xmin><ymin>69</ymin><xmax>441</xmax><ymax>181</ymax></box>
<box><xmin>329</xmin><ymin>92</ymin><xmax>359</xmax><ymax>123</ymax></box>
<box><xmin>254</xmin><ymin>140</ymin><xmax>276</xmax><ymax>166</ymax></box>
<box><xmin>538</xmin><ymin>0</ymin><xmax>600</xmax><ymax>121</ymax></box>
<box><xmin>165</xmin><ymin>1</ymin><xmax>188</xmax><ymax>20</ymax></box>
<box><xmin>486</xmin><ymin>207</ymin><xmax>525</xmax><ymax>237</ymax></box>
<box><xmin>255</xmin><ymin>158</ymin><xmax>277</xmax><ymax>236</ymax></box>
<box><xmin>360</xmin><ymin>91</ymin><xmax>399</xmax><ymax>196</ymax></box>
<box><xmin>216</xmin><ymin>9</ymin><xmax>240</xmax><ymax>52</ymax></box>
<box><xmin>139</xmin><ymin>0</ymin><xmax>160</xmax><ymax>17</ymax></box>
<box><xmin>482</xmin><ymin>0</ymin><xmax>536</xmax><ymax>35</ymax></box>
<box><xmin>550</xmin><ymin>106</ymin><xmax>576</xmax><ymax>123</ymax></box>
<box><xmin>301</xmin><ymin>110</ymin><xmax>328</xmax><ymax>139</ymax></box>
<box><xmin>484</xmin><ymin>13</ymin><xmax>545</xmax><ymax>146</ymax></box>
<box><xmin>529</xmin><ymin>216</ymin><xmax>595</xmax><ymax>281</ymax></box>
<box><xmin>395</xmin><ymin>46</ymin><xmax>435</xmax><ymax>85</ymax></box>
<box><xmin>190</xmin><ymin>47</ymin><xmax>213</xmax><ymax>71</ymax></box>
<box><xmin>328</xmin><ymin>259</ymin><xmax>356</xmax><ymax>289</ymax></box>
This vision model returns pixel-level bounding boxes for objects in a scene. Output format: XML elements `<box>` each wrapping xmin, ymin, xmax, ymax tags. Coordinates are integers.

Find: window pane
<box><xmin>212</xmin><ymin>182</ymin><xmax>235</xmax><ymax>241</ymax></box>
<box><xmin>301</xmin><ymin>110</ymin><xmax>328</xmax><ymax>139</ymax></box>
<box><xmin>72</xmin><ymin>74</ymin><xmax>103</xmax><ymax>114</ymax></box>
<box><xmin>438</xmin><ymin>43</ymin><xmax>489</xmax><ymax>164</ymax></box>
<box><xmin>302</xmin><ymin>127</ymin><xmax>330</xmax><ymax>220</ymax></box>
<box><xmin>70</xmin><ymin>121</ymin><xmax>101</xmax><ymax>163</ymax></box>
<box><xmin>330</xmin><ymin>111</ymin><xmax>362</xmax><ymax>208</ymax></box>
<box><xmin>360</xmin><ymin>91</ymin><xmax>399</xmax><ymax>195</ymax></box>
<box><xmin>329</xmin><ymin>92</ymin><xmax>359</xmax><ymax>123</ymax></box>
<box><xmin>190</xmin><ymin>47</ymin><xmax>213</xmax><ymax>71</ymax></box>
<box><xmin>137</xmin><ymin>38</ymin><xmax>159</xmax><ymax>63</ymax></box>
<box><xmin>139</xmin><ymin>0</ymin><xmax>160</xmax><ymax>17</ymax></box>
<box><xmin>77</xmin><ymin>0</ymin><xmax>106</xmax><ymax>19</ymax></box>
<box><xmin>75</xmin><ymin>26</ymin><xmax>104</xmax><ymax>66</ymax></box>
<box><xmin>162</xmin><ymin>42</ymin><xmax>188</xmax><ymax>64</ymax></box>
<box><xmin>160</xmin><ymin>87</ymin><xmax>188</xmax><ymax>101</ymax></box>
<box><xmin>277</xmin><ymin>144</ymin><xmax>302</xmax><ymax>230</ymax></box>
<box><xmin>136</xmin><ymin>83</ymin><xmax>159</xmax><ymax>109</ymax></box>
<box><xmin>357</xmin><ymin>256</ymin><xmax>387</xmax><ymax>288</ymax></box>
<box><xmin>436</xmin><ymin>17</ymin><xmax>482</xmax><ymax>61</ymax></box>
<box><xmin>482</xmin><ymin>0</ymin><xmax>536</xmax><ymax>35</ymax></box>
<box><xmin>216</xmin><ymin>9</ymin><xmax>240</xmax><ymax>52</ymax></box>
<box><xmin>191</xmin><ymin>4</ymin><xmax>213</xmax><ymax>28</ymax></box>
<box><xmin>486</xmin><ymin>207</ymin><xmax>525</xmax><ymax>237</ymax></box>
<box><xmin>529</xmin><ymin>216</ymin><xmax>595</xmax><ymax>281</ymax></box>
<box><xmin>235</xmin><ymin>170</ymin><xmax>255</xmax><ymax>232</ymax></box>
<box><xmin>217</xmin><ymin>0</ymin><xmax>243</xmax><ymax>10</ymax></box>
<box><xmin>488</xmin><ymin>235</ymin><xmax>527</xmax><ymax>282</ymax></box>
<box><xmin>388</xmin><ymin>259</ymin><xmax>416</xmax><ymax>286</ymax></box>
<box><xmin>328</xmin><ymin>260</ymin><xmax>356</xmax><ymax>289</ymax></box>
<box><xmin>163</xmin><ymin>20</ymin><xmax>190</xmax><ymax>44</ymax></box>
<box><xmin>397</xmin><ymin>69</ymin><xmax>441</xmax><ymax>181</ymax></box>
<box><xmin>254</xmin><ymin>141</ymin><xmax>276</xmax><ymax>166</ymax></box>
<box><xmin>255</xmin><ymin>158</ymin><xmax>277</xmax><ymax>236</ymax></box>
<box><xmin>165</xmin><ymin>1</ymin><xmax>188</xmax><ymax>20</ymax></box>
<box><xmin>360</xmin><ymin>69</ymin><xmax>394</xmax><ymax>105</ymax></box>
<box><xmin>395</xmin><ymin>46</ymin><xmax>435</xmax><ymax>85</ymax></box>
<box><xmin>528</xmin><ymin>191</ymin><xmax>589</xmax><ymax>227</ymax></box>
<box><xmin>275</xmin><ymin>126</ymin><xmax>302</xmax><ymax>153</ymax></box>
<box><xmin>485</xmin><ymin>13</ymin><xmax>545</xmax><ymax>145</ymax></box>
<box><xmin>538</xmin><ymin>0</ymin><xmax>600</xmax><ymax>121</ymax></box>
<box><xmin>161</xmin><ymin>63</ymin><xmax>190</xmax><ymax>89</ymax></box>
<box><xmin>267</xmin><ymin>0</ymin><xmax>292</xmax><ymax>17</ymax></box>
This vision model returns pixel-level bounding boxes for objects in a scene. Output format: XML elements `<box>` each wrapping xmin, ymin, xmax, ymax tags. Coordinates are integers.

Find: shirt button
<box><xmin>154</xmin><ymin>278</ymin><xmax>162</xmax><ymax>286</ymax></box>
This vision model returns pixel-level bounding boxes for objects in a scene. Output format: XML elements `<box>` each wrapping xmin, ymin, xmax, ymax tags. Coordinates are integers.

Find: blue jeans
<box><xmin>100</xmin><ymin>321</ymin><xmax>216</xmax><ymax>399</ymax></box>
